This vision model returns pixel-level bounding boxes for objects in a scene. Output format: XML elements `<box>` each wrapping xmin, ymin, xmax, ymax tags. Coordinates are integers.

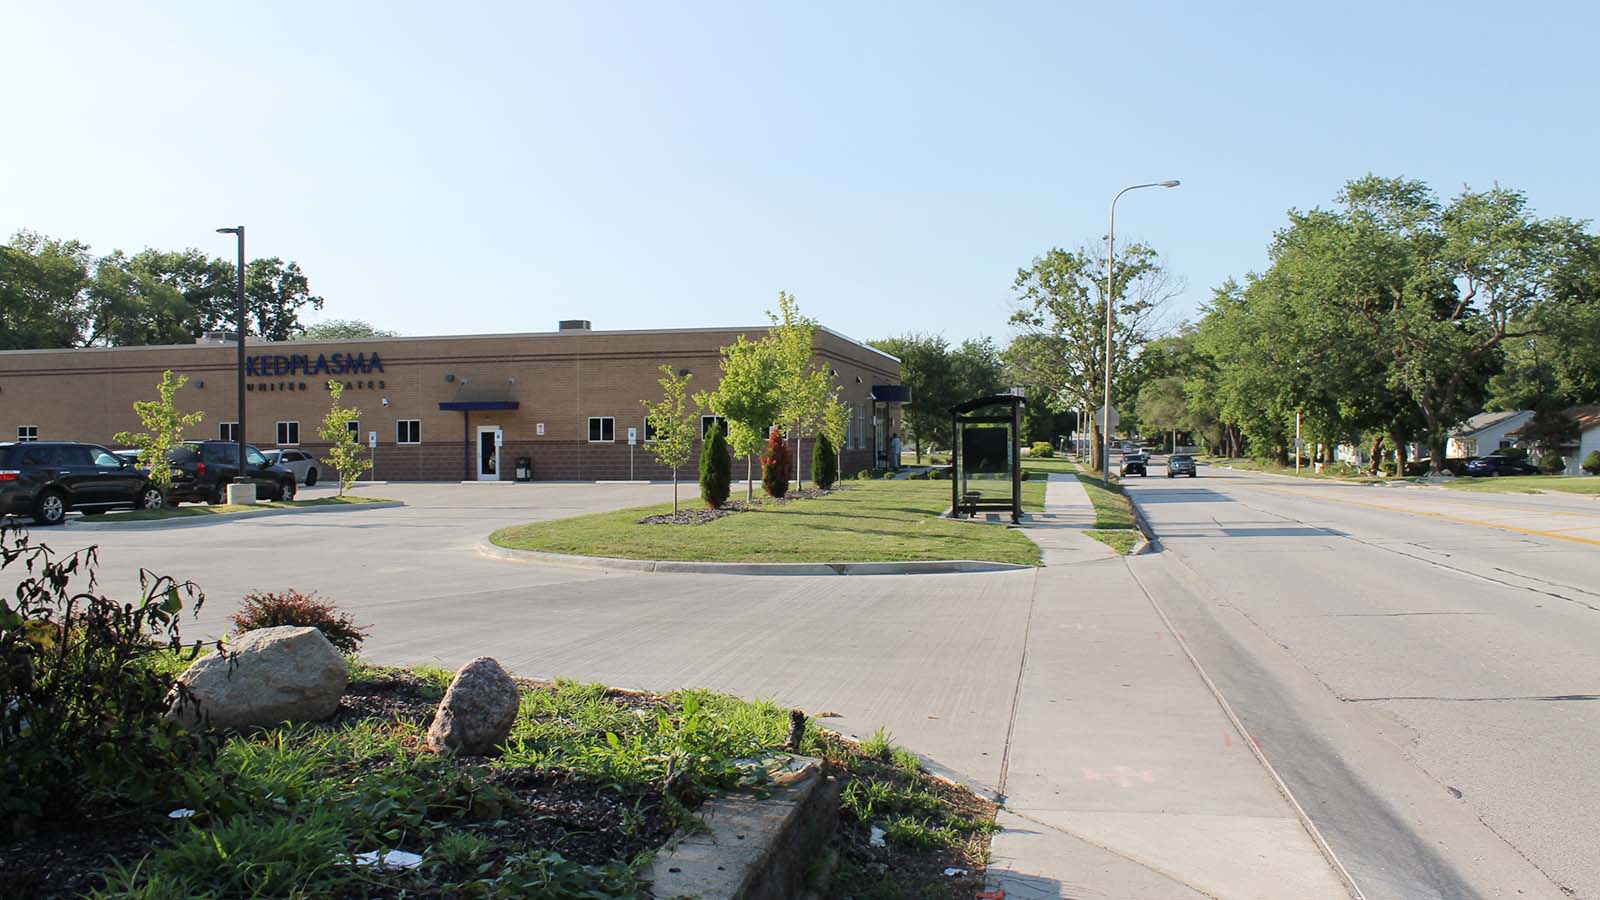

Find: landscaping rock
<box><xmin>172</xmin><ymin>626</ymin><xmax>348</xmax><ymax>729</ymax></box>
<box><xmin>426</xmin><ymin>657</ymin><xmax>520</xmax><ymax>755</ymax></box>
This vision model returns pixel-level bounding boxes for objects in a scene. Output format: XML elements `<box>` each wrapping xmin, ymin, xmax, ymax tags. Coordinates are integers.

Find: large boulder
<box><xmin>426</xmin><ymin>657</ymin><xmax>520</xmax><ymax>755</ymax></box>
<box><xmin>172</xmin><ymin>626</ymin><xmax>348</xmax><ymax>729</ymax></box>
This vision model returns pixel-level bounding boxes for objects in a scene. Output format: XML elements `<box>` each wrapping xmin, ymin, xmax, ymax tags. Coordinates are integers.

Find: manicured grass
<box><xmin>1069</xmin><ymin>465</ymin><xmax>1138</xmax><ymax>531</ymax></box>
<box><xmin>491</xmin><ymin>480</ymin><xmax>1045</xmax><ymax>566</ymax></box>
<box><xmin>1438</xmin><ymin>475</ymin><xmax>1600</xmax><ymax>494</ymax></box>
<box><xmin>1084</xmin><ymin>529</ymin><xmax>1139</xmax><ymax>554</ymax></box>
<box><xmin>101</xmin><ymin>495</ymin><xmax>392</xmax><ymax>522</ymax></box>
<box><xmin>1201</xmin><ymin>456</ymin><xmax>1383</xmax><ymax>482</ymax></box>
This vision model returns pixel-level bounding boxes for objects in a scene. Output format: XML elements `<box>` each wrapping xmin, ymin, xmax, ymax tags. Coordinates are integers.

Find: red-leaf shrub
<box><xmin>230</xmin><ymin>589</ymin><xmax>369</xmax><ymax>654</ymax></box>
<box><xmin>761</xmin><ymin>428</ymin><xmax>790</xmax><ymax>498</ymax></box>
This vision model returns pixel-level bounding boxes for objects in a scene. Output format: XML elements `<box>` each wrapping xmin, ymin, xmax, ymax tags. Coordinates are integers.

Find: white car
<box><xmin>263</xmin><ymin>449</ymin><xmax>321</xmax><ymax>486</ymax></box>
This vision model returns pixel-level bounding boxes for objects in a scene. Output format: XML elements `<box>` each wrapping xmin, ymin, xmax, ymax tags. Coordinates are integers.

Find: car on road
<box><xmin>0</xmin><ymin>441</ymin><xmax>167</xmax><ymax>525</ymax></box>
<box><xmin>1167</xmin><ymin>454</ymin><xmax>1197</xmax><ymax>478</ymax></box>
<box><xmin>164</xmin><ymin>441</ymin><xmax>299</xmax><ymax>505</ymax></box>
<box><xmin>263</xmin><ymin>448</ymin><xmax>322</xmax><ymax>486</ymax></box>
<box><xmin>1120</xmin><ymin>452</ymin><xmax>1148</xmax><ymax>477</ymax></box>
<box><xmin>1462</xmin><ymin>455</ymin><xmax>1541</xmax><ymax>477</ymax></box>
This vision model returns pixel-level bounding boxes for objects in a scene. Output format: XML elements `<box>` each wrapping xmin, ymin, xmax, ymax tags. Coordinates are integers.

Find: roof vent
<box><xmin>558</xmin><ymin>320</ymin><xmax>592</xmax><ymax>332</ymax></box>
<box><xmin>196</xmin><ymin>331</ymin><xmax>240</xmax><ymax>345</ymax></box>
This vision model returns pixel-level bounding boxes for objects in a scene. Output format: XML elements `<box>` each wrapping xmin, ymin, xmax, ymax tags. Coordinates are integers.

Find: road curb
<box><xmin>475</xmin><ymin>542</ymin><xmax>1032</xmax><ymax>576</ymax></box>
<box><xmin>66</xmin><ymin>500</ymin><xmax>405</xmax><ymax>531</ymax></box>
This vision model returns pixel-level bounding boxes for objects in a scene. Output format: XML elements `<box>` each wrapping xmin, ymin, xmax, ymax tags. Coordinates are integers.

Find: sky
<box><xmin>4</xmin><ymin>2</ymin><xmax>1597</xmax><ymax>346</ymax></box>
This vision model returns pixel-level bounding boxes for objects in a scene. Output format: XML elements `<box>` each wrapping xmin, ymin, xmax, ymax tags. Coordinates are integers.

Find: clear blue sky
<box><xmin>4</xmin><ymin>2</ymin><xmax>1595</xmax><ymax>345</ymax></box>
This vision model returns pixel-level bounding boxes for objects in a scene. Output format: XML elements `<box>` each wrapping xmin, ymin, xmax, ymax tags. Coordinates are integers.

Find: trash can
<box><xmin>515</xmin><ymin>456</ymin><xmax>532</xmax><ymax>482</ymax></box>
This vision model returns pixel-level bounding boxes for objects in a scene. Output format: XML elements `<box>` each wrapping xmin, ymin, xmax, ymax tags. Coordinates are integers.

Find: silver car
<box><xmin>263</xmin><ymin>448</ymin><xmax>322</xmax><ymax>485</ymax></box>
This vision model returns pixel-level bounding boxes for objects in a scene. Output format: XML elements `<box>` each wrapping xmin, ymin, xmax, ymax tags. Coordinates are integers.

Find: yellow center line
<box><xmin>1247</xmin><ymin>485</ymin><xmax>1600</xmax><ymax>548</ymax></box>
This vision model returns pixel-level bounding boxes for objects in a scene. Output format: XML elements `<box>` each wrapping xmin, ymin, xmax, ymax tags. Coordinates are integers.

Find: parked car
<box><xmin>1120</xmin><ymin>452</ymin><xmax>1148</xmax><ymax>477</ymax></box>
<box><xmin>263</xmin><ymin>448</ymin><xmax>322</xmax><ymax>485</ymax></box>
<box><xmin>1167</xmin><ymin>454</ymin><xmax>1197</xmax><ymax>478</ymax></box>
<box><xmin>164</xmin><ymin>441</ymin><xmax>298</xmax><ymax>504</ymax></box>
<box><xmin>0</xmin><ymin>441</ymin><xmax>167</xmax><ymax>525</ymax></box>
<box><xmin>1462</xmin><ymin>455</ymin><xmax>1541</xmax><ymax>477</ymax></box>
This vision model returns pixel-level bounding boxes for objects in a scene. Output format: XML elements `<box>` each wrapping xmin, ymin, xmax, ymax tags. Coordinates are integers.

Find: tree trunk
<box><xmin>747</xmin><ymin>456</ymin><xmax>754</xmax><ymax>501</ymax></box>
<box><xmin>1090</xmin><ymin>423</ymin><xmax>1104</xmax><ymax>473</ymax></box>
<box><xmin>915</xmin><ymin>436</ymin><xmax>922</xmax><ymax>464</ymax></box>
<box><xmin>795</xmin><ymin>432</ymin><xmax>805</xmax><ymax>490</ymax></box>
<box><xmin>1368</xmin><ymin>435</ymin><xmax>1384</xmax><ymax>476</ymax></box>
<box><xmin>672</xmin><ymin>469</ymin><xmax>679</xmax><ymax>514</ymax></box>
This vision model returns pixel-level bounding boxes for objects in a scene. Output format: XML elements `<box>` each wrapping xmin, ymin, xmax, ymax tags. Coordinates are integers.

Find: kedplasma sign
<box><xmin>245</xmin><ymin>351</ymin><xmax>386</xmax><ymax>393</ymax></box>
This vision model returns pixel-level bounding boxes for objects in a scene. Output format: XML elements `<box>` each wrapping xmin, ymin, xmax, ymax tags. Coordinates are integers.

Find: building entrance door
<box><xmin>477</xmin><ymin>426</ymin><xmax>501</xmax><ymax>481</ymax></box>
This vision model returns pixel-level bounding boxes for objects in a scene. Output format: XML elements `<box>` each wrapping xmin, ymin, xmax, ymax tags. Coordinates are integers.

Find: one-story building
<box><xmin>0</xmin><ymin>321</ymin><xmax>904</xmax><ymax>482</ymax></box>
<box><xmin>1509</xmin><ymin>404</ymin><xmax>1600</xmax><ymax>476</ymax></box>
<box><xmin>1445</xmin><ymin>410</ymin><xmax>1535</xmax><ymax>459</ymax></box>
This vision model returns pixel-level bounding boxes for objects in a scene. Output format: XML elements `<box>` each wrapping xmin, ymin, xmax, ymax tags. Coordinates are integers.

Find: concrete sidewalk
<box><xmin>985</xmin><ymin>475</ymin><xmax>1352</xmax><ymax>899</ymax></box>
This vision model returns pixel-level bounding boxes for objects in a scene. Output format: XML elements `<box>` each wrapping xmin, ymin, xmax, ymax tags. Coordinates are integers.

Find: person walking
<box><xmin>890</xmin><ymin>432</ymin><xmax>902</xmax><ymax>471</ymax></box>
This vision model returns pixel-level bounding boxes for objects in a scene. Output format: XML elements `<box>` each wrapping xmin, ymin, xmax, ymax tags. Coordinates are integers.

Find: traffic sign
<box><xmin>1096</xmin><ymin>404</ymin><xmax>1120</xmax><ymax>430</ymax></box>
<box><xmin>627</xmin><ymin>427</ymin><xmax>638</xmax><ymax>446</ymax></box>
<box><xmin>367</xmin><ymin>431</ymin><xmax>377</xmax><ymax>448</ymax></box>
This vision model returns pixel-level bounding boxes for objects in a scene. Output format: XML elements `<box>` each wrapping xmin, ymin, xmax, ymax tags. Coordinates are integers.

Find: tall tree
<box><xmin>1005</xmin><ymin>241</ymin><xmax>1179</xmax><ymax>472</ymax></box>
<box><xmin>869</xmin><ymin>333</ymin><xmax>952</xmax><ymax>462</ymax></box>
<box><xmin>113</xmin><ymin>370</ymin><xmax>204</xmax><ymax>493</ymax></box>
<box><xmin>295</xmin><ymin>319</ymin><xmax>399</xmax><ymax>341</ymax></box>
<box><xmin>0</xmin><ymin>231</ymin><xmax>92</xmax><ymax>349</ymax></box>
<box><xmin>245</xmin><ymin>258</ymin><xmax>325</xmax><ymax>341</ymax></box>
<box><xmin>698</xmin><ymin>334</ymin><xmax>783</xmax><ymax>501</ymax></box>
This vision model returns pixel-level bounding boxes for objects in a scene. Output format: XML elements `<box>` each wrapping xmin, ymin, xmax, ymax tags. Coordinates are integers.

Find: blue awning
<box><xmin>870</xmin><ymin>384</ymin><xmax>911</xmax><ymax>403</ymax></box>
<box><xmin>438</xmin><ymin>401</ymin><xmax>520</xmax><ymax>411</ymax></box>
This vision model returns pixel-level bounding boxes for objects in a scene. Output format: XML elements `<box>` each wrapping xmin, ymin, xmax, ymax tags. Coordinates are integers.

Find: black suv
<box><xmin>1462</xmin><ymin>455</ymin><xmax>1540</xmax><ymax>477</ymax></box>
<box><xmin>0</xmin><ymin>441</ymin><xmax>167</xmax><ymax>525</ymax></box>
<box><xmin>165</xmin><ymin>441</ymin><xmax>298</xmax><ymax>505</ymax></box>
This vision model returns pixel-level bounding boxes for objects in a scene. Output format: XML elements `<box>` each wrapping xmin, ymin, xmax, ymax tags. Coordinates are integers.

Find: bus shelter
<box><xmin>949</xmin><ymin>393</ymin><xmax>1024</xmax><ymax>523</ymax></box>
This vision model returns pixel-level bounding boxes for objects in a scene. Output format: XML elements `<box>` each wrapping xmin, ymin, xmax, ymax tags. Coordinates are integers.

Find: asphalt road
<box><xmin>1124</xmin><ymin>461</ymin><xmax>1600</xmax><ymax>900</ymax></box>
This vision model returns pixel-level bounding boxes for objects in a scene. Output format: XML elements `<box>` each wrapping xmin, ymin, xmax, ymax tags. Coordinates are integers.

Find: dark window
<box><xmin>276</xmin><ymin>421</ymin><xmax>300</xmax><ymax>445</ymax></box>
<box><xmin>587</xmin><ymin>417</ymin><xmax>614</xmax><ymax>443</ymax></box>
<box><xmin>19</xmin><ymin>445</ymin><xmax>51</xmax><ymax>466</ymax></box>
<box><xmin>347</xmin><ymin>420</ymin><xmax>360</xmax><ymax>438</ymax></box>
<box><xmin>220</xmin><ymin>422</ymin><xmax>239</xmax><ymax>442</ymax></box>
<box><xmin>397</xmin><ymin>420</ymin><xmax>421</xmax><ymax>444</ymax></box>
<box><xmin>17</xmin><ymin>426</ymin><xmax>38</xmax><ymax>442</ymax></box>
<box><xmin>55</xmin><ymin>445</ymin><xmax>93</xmax><ymax>466</ymax></box>
<box><xmin>700</xmin><ymin>416</ymin><xmax>727</xmax><ymax>439</ymax></box>
<box><xmin>643</xmin><ymin>419</ymin><xmax>659</xmax><ymax>442</ymax></box>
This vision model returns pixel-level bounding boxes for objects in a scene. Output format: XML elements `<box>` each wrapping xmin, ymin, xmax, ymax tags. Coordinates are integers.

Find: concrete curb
<box><xmin>1123</xmin><ymin>493</ymin><xmax>1159</xmax><ymax>555</ymax></box>
<box><xmin>476</xmin><ymin>541</ymin><xmax>1032</xmax><ymax>576</ymax></box>
<box><xmin>649</xmin><ymin>757</ymin><xmax>842</xmax><ymax>900</ymax></box>
<box><xmin>66</xmin><ymin>500</ymin><xmax>405</xmax><ymax>531</ymax></box>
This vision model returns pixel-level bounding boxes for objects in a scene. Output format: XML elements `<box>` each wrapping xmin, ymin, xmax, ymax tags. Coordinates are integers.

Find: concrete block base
<box><xmin>225</xmin><ymin>483</ymin><xmax>258</xmax><ymax>505</ymax></box>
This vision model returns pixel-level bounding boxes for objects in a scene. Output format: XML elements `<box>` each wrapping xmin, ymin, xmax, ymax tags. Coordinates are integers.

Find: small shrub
<box><xmin>761</xmin><ymin>429</ymin><xmax>790</xmax><ymax>498</ymax></box>
<box><xmin>1583</xmin><ymin>450</ymin><xmax>1600</xmax><ymax>475</ymax></box>
<box><xmin>1538</xmin><ymin>451</ymin><xmax>1566</xmax><ymax>475</ymax></box>
<box><xmin>1030</xmin><ymin>441</ymin><xmax>1054</xmax><ymax>458</ymax></box>
<box><xmin>699</xmin><ymin>420</ymin><xmax>731</xmax><ymax>508</ymax></box>
<box><xmin>854</xmin><ymin>469</ymin><xmax>871</xmax><ymax>480</ymax></box>
<box><xmin>0</xmin><ymin>522</ymin><xmax>212</xmax><ymax>834</ymax></box>
<box><xmin>231</xmin><ymin>589</ymin><xmax>368</xmax><ymax>654</ymax></box>
<box><xmin>812</xmin><ymin>433</ymin><xmax>839</xmax><ymax>490</ymax></box>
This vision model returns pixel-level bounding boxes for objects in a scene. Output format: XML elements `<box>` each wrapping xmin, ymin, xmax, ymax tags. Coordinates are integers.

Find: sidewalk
<box><xmin>985</xmin><ymin>475</ymin><xmax>1351</xmax><ymax>899</ymax></box>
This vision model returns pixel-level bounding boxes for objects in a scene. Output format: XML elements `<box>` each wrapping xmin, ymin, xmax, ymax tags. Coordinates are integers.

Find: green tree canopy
<box><xmin>295</xmin><ymin>319</ymin><xmax>399</xmax><ymax>341</ymax></box>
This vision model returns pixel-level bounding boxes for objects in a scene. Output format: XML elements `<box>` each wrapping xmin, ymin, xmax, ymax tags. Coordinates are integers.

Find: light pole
<box><xmin>1103</xmin><ymin>180</ymin><xmax>1179</xmax><ymax>477</ymax></box>
<box><xmin>216</xmin><ymin>226</ymin><xmax>247</xmax><ymax>483</ymax></box>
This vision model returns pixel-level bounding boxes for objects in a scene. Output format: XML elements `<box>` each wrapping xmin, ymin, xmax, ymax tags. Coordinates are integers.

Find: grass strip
<box><xmin>102</xmin><ymin>495</ymin><xmax>393</xmax><ymax>522</ymax></box>
<box><xmin>1437</xmin><ymin>475</ymin><xmax>1600</xmax><ymax>495</ymax></box>
<box><xmin>491</xmin><ymin>479</ymin><xmax>1044</xmax><ymax>566</ymax></box>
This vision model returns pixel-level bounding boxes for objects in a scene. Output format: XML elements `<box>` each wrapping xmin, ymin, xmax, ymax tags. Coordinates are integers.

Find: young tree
<box><xmin>699</xmin><ymin>419</ymin><xmax>732</xmax><ymax>508</ymax></box>
<box><xmin>767</xmin><ymin>292</ymin><xmax>832</xmax><ymax>489</ymax></box>
<box><xmin>811</xmin><ymin>432</ymin><xmax>838</xmax><ymax>490</ymax></box>
<box><xmin>113</xmin><ymin>370</ymin><xmax>204</xmax><ymax>492</ymax></box>
<box><xmin>642</xmin><ymin>365</ymin><xmax>699</xmax><ymax>514</ymax></box>
<box><xmin>699</xmin><ymin>334</ymin><xmax>782</xmax><ymax>501</ymax></box>
<box><xmin>318</xmin><ymin>380</ymin><xmax>370</xmax><ymax>496</ymax></box>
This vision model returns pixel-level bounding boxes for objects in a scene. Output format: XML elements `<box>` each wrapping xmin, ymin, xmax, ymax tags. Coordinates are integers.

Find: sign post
<box><xmin>367</xmin><ymin>430</ymin><xmax>377</xmax><ymax>482</ymax></box>
<box><xmin>627</xmin><ymin>427</ymin><xmax>638</xmax><ymax>480</ymax></box>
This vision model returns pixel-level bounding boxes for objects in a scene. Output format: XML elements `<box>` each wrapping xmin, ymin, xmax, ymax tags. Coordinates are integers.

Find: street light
<box><xmin>216</xmin><ymin>226</ymin><xmax>247</xmax><ymax>486</ymax></box>
<box><xmin>1103</xmin><ymin>180</ymin><xmax>1179</xmax><ymax>477</ymax></box>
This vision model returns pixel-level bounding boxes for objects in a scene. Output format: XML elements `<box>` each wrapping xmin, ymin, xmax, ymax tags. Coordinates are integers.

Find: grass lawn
<box><xmin>100</xmin><ymin>495</ymin><xmax>392</xmax><ymax>522</ymax></box>
<box><xmin>491</xmin><ymin>479</ymin><xmax>1046</xmax><ymax>566</ymax></box>
<box><xmin>1201</xmin><ymin>456</ymin><xmax>1384</xmax><ymax>482</ymax></box>
<box><xmin>14</xmin><ymin>660</ymin><xmax>996</xmax><ymax>899</ymax></box>
<box><xmin>1020</xmin><ymin>458</ymin><xmax>1144</xmax><ymax>555</ymax></box>
<box><xmin>1438</xmin><ymin>475</ymin><xmax>1600</xmax><ymax>495</ymax></box>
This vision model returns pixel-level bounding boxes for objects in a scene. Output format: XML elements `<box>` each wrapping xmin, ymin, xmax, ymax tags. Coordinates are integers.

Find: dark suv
<box><xmin>0</xmin><ymin>441</ymin><xmax>167</xmax><ymax>525</ymax></box>
<box><xmin>165</xmin><ymin>441</ymin><xmax>298</xmax><ymax>505</ymax></box>
<box><xmin>1462</xmin><ymin>455</ymin><xmax>1540</xmax><ymax>477</ymax></box>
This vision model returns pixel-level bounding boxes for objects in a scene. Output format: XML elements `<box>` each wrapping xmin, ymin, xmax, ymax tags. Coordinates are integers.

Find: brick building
<box><xmin>0</xmin><ymin>321</ymin><xmax>902</xmax><ymax>482</ymax></box>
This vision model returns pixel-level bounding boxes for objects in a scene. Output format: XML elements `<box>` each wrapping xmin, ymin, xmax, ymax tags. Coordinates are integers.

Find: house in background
<box><xmin>1446</xmin><ymin>410</ymin><xmax>1535</xmax><ymax>459</ymax></box>
<box><xmin>1534</xmin><ymin>405</ymin><xmax>1600</xmax><ymax>476</ymax></box>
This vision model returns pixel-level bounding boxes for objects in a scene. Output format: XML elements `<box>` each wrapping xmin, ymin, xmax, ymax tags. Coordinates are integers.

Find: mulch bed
<box><xmin>0</xmin><ymin>676</ymin><xmax>680</xmax><ymax>900</ymax></box>
<box><xmin>637</xmin><ymin>487</ymin><xmax>837</xmax><ymax>525</ymax></box>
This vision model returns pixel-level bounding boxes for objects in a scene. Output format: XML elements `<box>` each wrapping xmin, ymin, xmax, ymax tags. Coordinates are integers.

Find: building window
<box><xmin>16</xmin><ymin>426</ymin><xmax>37</xmax><ymax>442</ymax></box>
<box><xmin>643</xmin><ymin>419</ymin><xmax>659</xmax><ymax>442</ymax></box>
<box><xmin>276</xmin><ymin>421</ymin><xmax>300</xmax><ymax>446</ymax></box>
<box><xmin>855</xmin><ymin>408</ymin><xmax>866</xmax><ymax>449</ymax></box>
<box><xmin>348</xmin><ymin>420</ymin><xmax>360</xmax><ymax>438</ymax></box>
<box><xmin>220</xmin><ymin>422</ymin><xmax>239</xmax><ymax>442</ymax></box>
<box><xmin>700</xmin><ymin>415</ymin><xmax>727</xmax><ymax>439</ymax></box>
<box><xmin>587</xmin><ymin>417</ymin><xmax>615</xmax><ymax>443</ymax></box>
<box><xmin>397</xmin><ymin>420</ymin><xmax>421</xmax><ymax>444</ymax></box>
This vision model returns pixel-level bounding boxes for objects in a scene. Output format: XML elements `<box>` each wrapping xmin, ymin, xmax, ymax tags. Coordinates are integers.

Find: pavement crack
<box><xmin>994</xmin><ymin>567</ymin><xmax>1040</xmax><ymax>804</ymax></box>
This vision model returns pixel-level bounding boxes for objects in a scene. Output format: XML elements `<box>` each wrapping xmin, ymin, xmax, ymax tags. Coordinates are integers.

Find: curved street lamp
<box><xmin>1103</xmin><ymin>181</ymin><xmax>1179</xmax><ymax>476</ymax></box>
